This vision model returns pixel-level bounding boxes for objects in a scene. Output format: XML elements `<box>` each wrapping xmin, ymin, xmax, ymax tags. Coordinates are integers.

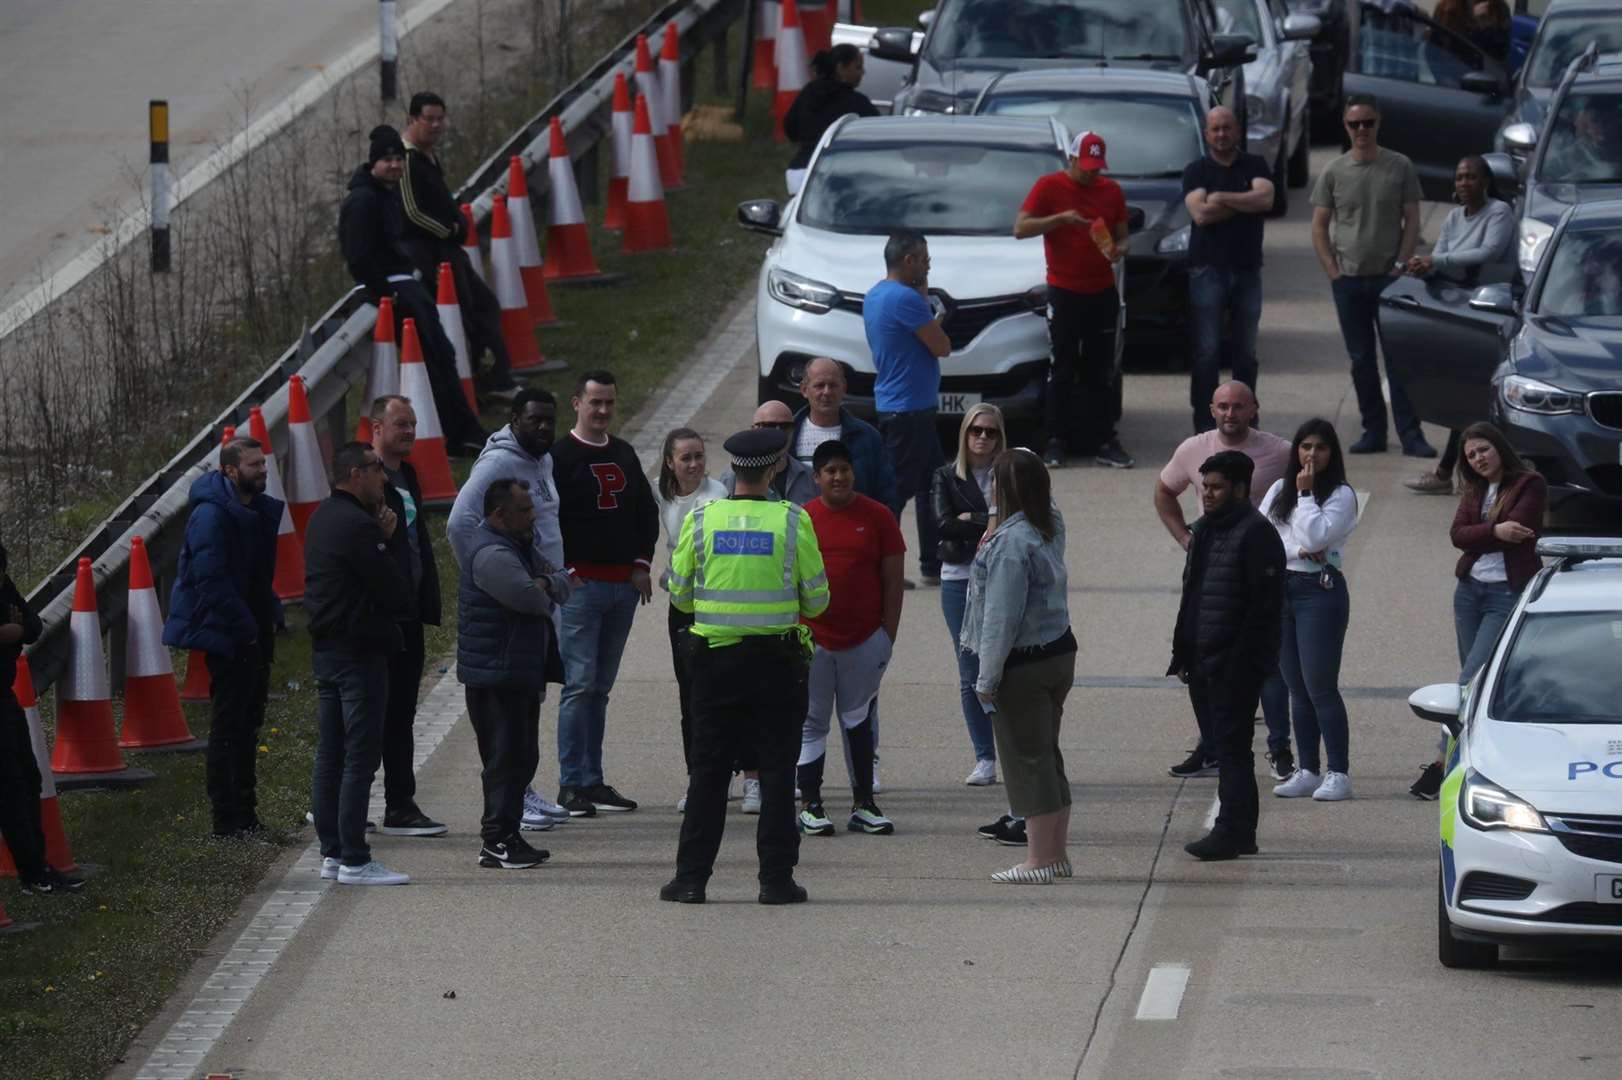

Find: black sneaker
<box><xmin>1042</xmin><ymin>439</ymin><xmax>1065</xmax><ymax>468</ymax></box>
<box><xmin>977</xmin><ymin>813</ymin><xmax>1017</xmax><ymax>839</ymax></box>
<box><xmin>381</xmin><ymin>808</ymin><xmax>449</xmax><ymax>837</ymax></box>
<box><xmin>479</xmin><ymin>835</ymin><xmax>548</xmax><ymax>869</ymax></box>
<box><xmin>585</xmin><ymin>783</ymin><xmax>638</xmax><ymax>813</ymax></box>
<box><xmin>1348</xmin><ymin>432</ymin><xmax>1387</xmax><ymax>454</ymax></box>
<box><xmin>1168</xmin><ymin>748</ymin><xmax>1219</xmax><ymax>778</ymax></box>
<box><xmin>1409</xmin><ymin>761</ymin><xmax>1445</xmax><ymax>801</ymax></box>
<box><xmin>21</xmin><ymin>868</ymin><xmax>86</xmax><ymax>895</ymax></box>
<box><xmin>556</xmin><ymin>787</ymin><xmax>597</xmax><ymax>817</ymax></box>
<box><xmin>759</xmin><ymin>879</ymin><xmax>809</xmax><ymax>905</ymax></box>
<box><xmin>1184</xmin><ymin>830</ymin><xmax>1258</xmax><ymax>861</ymax></box>
<box><xmin>848</xmin><ymin>801</ymin><xmax>895</xmax><ymax>835</ymax></box>
<box><xmin>991</xmin><ymin>817</ymin><xmax>1028</xmax><ymax>846</ymax></box>
<box><xmin>1093</xmin><ymin>438</ymin><xmax>1135</xmax><ymax>469</ymax></box>
<box><xmin>799</xmin><ymin>802</ymin><xmax>836</xmax><ymax>836</ymax></box>
<box><xmin>1266</xmin><ymin>747</ymin><xmax>1295</xmax><ymax>783</ymax></box>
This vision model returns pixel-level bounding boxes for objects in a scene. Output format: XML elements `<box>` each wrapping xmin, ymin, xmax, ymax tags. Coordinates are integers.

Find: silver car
<box><xmin>1212</xmin><ymin>0</ymin><xmax>1319</xmax><ymax>213</ymax></box>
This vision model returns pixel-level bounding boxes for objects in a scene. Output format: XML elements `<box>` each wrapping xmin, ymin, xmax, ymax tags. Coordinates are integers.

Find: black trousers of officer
<box><xmin>381</xmin><ymin>620</ymin><xmax>425</xmax><ymax>817</ymax></box>
<box><xmin>675</xmin><ymin>632</ymin><xmax>809</xmax><ymax>887</ymax></box>
<box><xmin>0</xmin><ymin>695</ymin><xmax>47</xmax><ymax>879</ymax></box>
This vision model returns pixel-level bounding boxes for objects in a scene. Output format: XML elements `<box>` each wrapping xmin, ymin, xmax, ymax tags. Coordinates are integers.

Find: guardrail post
<box><xmin>150</xmin><ymin>100</ymin><xmax>171</xmax><ymax>273</ymax></box>
<box><xmin>380</xmin><ymin>0</ymin><xmax>399</xmax><ymax>101</ymax></box>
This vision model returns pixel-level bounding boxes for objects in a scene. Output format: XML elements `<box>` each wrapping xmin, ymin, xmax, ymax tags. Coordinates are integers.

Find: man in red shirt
<box><xmin>1015</xmin><ymin>130</ymin><xmax>1133</xmax><ymax>470</ymax></box>
<box><xmin>797</xmin><ymin>440</ymin><xmax>905</xmax><ymax>838</ymax></box>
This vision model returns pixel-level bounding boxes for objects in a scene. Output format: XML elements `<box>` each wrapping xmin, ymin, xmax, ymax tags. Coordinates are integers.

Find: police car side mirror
<box><xmin>1409</xmin><ymin>682</ymin><xmax>1463</xmax><ymax>739</ymax></box>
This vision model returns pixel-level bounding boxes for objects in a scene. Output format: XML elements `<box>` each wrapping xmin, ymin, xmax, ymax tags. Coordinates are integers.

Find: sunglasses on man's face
<box><xmin>1346</xmin><ymin>118</ymin><xmax>1377</xmax><ymax>130</ymax></box>
<box><xmin>756</xmin><ymin>421</ymin><xmax>796</xmax><ymax>431</ymax></box>
<box><xmin>967</xmin><ymin>425</ymin><xmax>1001</xmax><ymax>438</ymax></box>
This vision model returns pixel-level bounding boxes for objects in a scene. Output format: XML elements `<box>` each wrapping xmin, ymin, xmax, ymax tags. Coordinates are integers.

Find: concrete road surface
<box><xmin>129</xmin><ymin>145</ymin><xmax>1622</xmax><ymax>1080</ymax></box>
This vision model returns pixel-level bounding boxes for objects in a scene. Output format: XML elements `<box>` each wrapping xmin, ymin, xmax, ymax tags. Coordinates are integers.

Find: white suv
<box><xmin>737</xmin><ymin>115</ymin><xmax>1067</xmax><ymax>425</ymax></box>
<box><xmin>1411</xmin><ymin>536</ymin><xmax>1622</xmax><ymax>968</ymax></box>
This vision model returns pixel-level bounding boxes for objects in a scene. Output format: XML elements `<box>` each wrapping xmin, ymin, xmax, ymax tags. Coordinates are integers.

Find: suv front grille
<box><xmin>1548</xmin><ymin>814</ymin><xmax>1622</xmax><ymax>864</ymax></box>
<box><xmin>1459</xmin><ymin>871</ymin><xmax>1537</xmax><ymax>902</ymax></box>
<box><xmin>834</xmin><ymin>292</ymin><xmax>1038</xmax><ymax>351</ymax></box>
<box><xmin>1590</xmin><ymin>392</ymin><xmax>1622</xmax><ymax>431</ymax></box>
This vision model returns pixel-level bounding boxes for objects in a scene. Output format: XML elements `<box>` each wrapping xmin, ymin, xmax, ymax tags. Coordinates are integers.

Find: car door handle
<box><xmin>1385</xmin><ymin>295</ymin><xmax>1422</xmax><ymax>311</ymax></box>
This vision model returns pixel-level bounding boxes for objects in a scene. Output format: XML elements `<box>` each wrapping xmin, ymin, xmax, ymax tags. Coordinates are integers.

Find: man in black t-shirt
<box><xmin>1181</xmin><ymin>107</ymin><xmax>1276</xmax><ymax>434</ymax></box>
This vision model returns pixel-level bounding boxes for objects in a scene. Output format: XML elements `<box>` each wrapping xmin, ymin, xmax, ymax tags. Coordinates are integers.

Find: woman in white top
<box><xmin>1258</xmin><ymin>419</ymin><xmax>1360</xmax><ymax>802</ymax></box>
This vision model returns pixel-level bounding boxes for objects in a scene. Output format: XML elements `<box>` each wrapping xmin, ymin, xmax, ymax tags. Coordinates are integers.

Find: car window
<box><xmin>1536</xmin><ymin>91</ymin><xmax>1622</xmax><ymax>183</ymax></box>
<box><xmin>1536</xmin><ymin>227</ymin><xmax>1622</xmax><ymax>317</ymax></box>
<box><xmin>1356</xmin><ymin>4</ymin><xmax>1487</xmax><ymax>88</ymax></box>
<box><xmin>929</xmin><ymin>0</ymin><xmax>1187</xmax><ymax>62</ymax></box>
<box><xmin>798</xmin><ymin>141</ymin><xmax>1064</xmax><ymax>235</ymax></box>
<box><xmin>1491</xmin><ymin>611</ymin><xmax>1622</xmax><ymax>724</ymax></box>
<box><xmin>1212</xmin><ymin>0</ymin><xmax>1264</xmax><ymax>44</ymax></box>
<box><xmin>1525</xmin><ymin>13</ymin><xmax>1622</xmax><ymax>88</ymax></box>
<box><xmin>980</xmin><ymin>93</ymin><xmax>1204</xmax><ymax>177</ymax></box>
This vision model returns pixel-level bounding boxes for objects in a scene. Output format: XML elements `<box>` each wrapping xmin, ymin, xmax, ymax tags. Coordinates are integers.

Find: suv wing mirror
<box><xmin>1409</xmin><ymin>683</ymin><xmax>1463</xmax><ymax>739</ymax></box>
<box><xmin>1200</xmin><ymin>33</ymin><xmax>1258</xmax><ymax>72</ymax></box>
<box><xmin>870</xmin><ymin>27</ymin><xmax>918</xmax><ymax>63</ymax></box>
<box><xmin>737</xmin><ymin>199</ymin><xmax>783</xmax><ymax>236</ymax></box>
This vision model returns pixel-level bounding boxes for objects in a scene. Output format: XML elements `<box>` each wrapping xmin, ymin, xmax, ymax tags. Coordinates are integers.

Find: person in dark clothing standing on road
<box><xmin>163</xmin><ymin>439</ymin><xmax>282</xmax><ymax>839</ymax></box>
<box><xmin>305</xmin><ymin>442</ymin><xmax>413</xmax><ymax>886</ymax></box>
<box><xmin>1182</xmin><ymin>106</ymin><xmax>1275</xmax><ymax>434</ymax></box>
<box><xmin>1168</xmin><ymin>450</ymin><xmax>1285</xmax><ymax>862</ymax></box>
<box><xmin>782</xmin><ymin>44</ymin><xmax>877</xmax><ymax>195</ymax></box>
<box><xmin>1016</xmin><ymin>131</ymin><xmax>1134</xmax><ymax>470</ymax></box>
<box><xmin>338</xmin><ymin>124</ymin><xmax>487</xmax><ymax>456</ymax></box>
<box><xmin>458</xmin><ymin>478</ymin><xmax>575</xmax><ymax>870</ymax></box>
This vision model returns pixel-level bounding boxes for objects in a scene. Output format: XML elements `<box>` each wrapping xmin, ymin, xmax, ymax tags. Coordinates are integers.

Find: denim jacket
<box><xmin>959</xmin><ymin>508</ymin><xmax>1070</xmax><ymax>694</ymax></box>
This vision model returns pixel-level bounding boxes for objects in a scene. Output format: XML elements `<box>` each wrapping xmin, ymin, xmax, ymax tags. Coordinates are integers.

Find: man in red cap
<box><xmin>1015</xmin><ymin>130</ymin><xmax>1132</xmax><ymax>470</ymax></box>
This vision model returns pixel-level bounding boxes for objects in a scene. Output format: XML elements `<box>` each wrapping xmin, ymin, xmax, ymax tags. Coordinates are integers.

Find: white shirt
<box><xmin>1471</xmin><ymin>483</ymin><xmax>1508</xmax><ymax>583</ymax></box>
<box><xmin>794</xmin><ymin>418</ymin><xmax>843</xmax><ymax>463</ymax></box>
<box><xmin>941</xmin><ymin>466</ymin><xmax>995</xmax><ymax>581</ymax></box>
<box><xmin>1258</xmin><ymin>479</ymin><xmax>1359</xmax><ymax>572</ymax></box>
<box><xmin>656</xmin><ymin>478</ymin><xmax>728</xmax><ymax>589</ymax></box>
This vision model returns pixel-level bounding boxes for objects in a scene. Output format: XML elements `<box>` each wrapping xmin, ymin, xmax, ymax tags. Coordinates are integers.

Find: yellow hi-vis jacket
<box><xmin>667</xmin><ymin>497</ymin><xmax>829</xmax><ymax>645</ymax></box>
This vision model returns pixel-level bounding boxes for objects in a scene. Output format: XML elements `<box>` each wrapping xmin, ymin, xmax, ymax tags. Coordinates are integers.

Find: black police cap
<box><xmin>724</xmin><ymin>427</ymin><xmax>787</xmax><ymax>469</ymax></box>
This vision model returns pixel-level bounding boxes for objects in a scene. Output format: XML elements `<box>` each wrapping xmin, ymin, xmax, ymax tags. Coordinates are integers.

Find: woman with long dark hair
<box><xmin>782</xmin><ymin>42</ymin><xmax>878</xmax><ymax>195</ymax></box>
<box><xmin>1259</xmin><ymin>420</ymin><xmax>1360</xmax><ymax>801</ymax></box>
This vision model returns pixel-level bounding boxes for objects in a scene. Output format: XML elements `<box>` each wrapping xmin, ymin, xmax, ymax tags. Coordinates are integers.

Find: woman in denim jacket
<box><xmin>960</xmin><ymin>449</ymin><xmax>1078</xmax><ymax>884</ymax></box>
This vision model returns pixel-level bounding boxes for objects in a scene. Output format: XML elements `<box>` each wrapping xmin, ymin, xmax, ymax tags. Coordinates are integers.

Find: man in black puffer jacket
<box><xmin>1167</xmin><ymin>450</ymin><xmax>1284</xmax><ymax>861</ymax></box>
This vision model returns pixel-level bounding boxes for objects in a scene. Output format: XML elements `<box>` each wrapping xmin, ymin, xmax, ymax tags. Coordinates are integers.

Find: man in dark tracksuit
<box><xmin>1168</xmin><ymin>450</ymin><xmax>1285</xmax><ymax>861</ymax></box>
<box><xmin>338</xmin><ymin>124</ymin><xmax>486</xmax><ymax>456</ymax></box>
<box><xmin>399</xmin><ymin>91</ymin><xmax>518</xmax><ymax>400</ymax></box>
<box><xmin>304</xmin><ymin>442</ymin><xmax>413</xmax><ymax>885</ymax></box>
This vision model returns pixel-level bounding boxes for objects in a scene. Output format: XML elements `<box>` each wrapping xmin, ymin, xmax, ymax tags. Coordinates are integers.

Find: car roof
<box><xmin>831</xmin><ymin>115</ymin><xmax>1062</xmax><ymax>148</ymax></box>
<box><xmin>1563</xmin><ymin>197</ymin><xmax>1622</xmax><ymax>230</ymax></box>
<box><xmin>1525</xmin><ymin>560</ymin><xmax>1622</xmax><ymax>614</ymax></box>
<box><xmin>981</xmin><ymin>66</ymin><xmax>1203</xmax><ymax>99</ymax></box>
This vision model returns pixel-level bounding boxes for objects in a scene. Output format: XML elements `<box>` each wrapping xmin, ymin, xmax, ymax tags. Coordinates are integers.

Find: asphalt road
<box><xmin>133</xmin><ymin>143</ymin><xmax>1622</xmax><ymax>1080</ymax></box>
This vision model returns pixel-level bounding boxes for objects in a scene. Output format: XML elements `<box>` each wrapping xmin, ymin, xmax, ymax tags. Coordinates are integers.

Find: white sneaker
<box><xmin>1313</xmin><ymin>771</ymin><xmax>1353</xmax><ymax>802</ymax></box>
<box><xmin>727</xmin><ymin>774</ymin><xmax>740</xmax><ymax>801</ymax></box>
<box><xmin>522</xmin><ymin>788</ymin><xmax>567</xmax><ymax>830</ymax></box>
<box><xmin>1272</xmin><ymin>769</ymin><xmax>1321</xmax><ymax>798</ymax></box>
<box><xmin>676</xmin><ymin>796</ymin><xmax>687</xmax><ymax>812</ymax></box>
<box><xmin>336</xmin><ymin>860</ymin><xmax>411</xmax><ymax>886</ymax></box>
<box><xmin>319</xmin><ymin>857</ymin><xmax>340</xmax><ymax>880</ymax></box>
<box><xmin>741</xmin><ymin>778</ymin><xmax>762</xmax><ymax>814</ymax></box>
<box><xmin>965</xmin><ymin>759</ymin><xmax>998</xmax><ymax>786</ymax></box>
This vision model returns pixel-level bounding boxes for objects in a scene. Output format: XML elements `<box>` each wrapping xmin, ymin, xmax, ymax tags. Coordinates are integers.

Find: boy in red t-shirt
<box><xmin>799</xmin><ymin>440</ymin><xmax>905</xmax><ymax>837</ymax></box>
<box><xmin>1016</xmin><ymin>130</ymin><xmax>1134</xmax><ymax>471</ymax></box>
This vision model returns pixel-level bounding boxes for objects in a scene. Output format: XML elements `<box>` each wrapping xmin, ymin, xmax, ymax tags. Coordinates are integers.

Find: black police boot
<box><xmin>659</xmin><ymin>878</ymin><xmax>706</xmax><ymax>904</ymax></box>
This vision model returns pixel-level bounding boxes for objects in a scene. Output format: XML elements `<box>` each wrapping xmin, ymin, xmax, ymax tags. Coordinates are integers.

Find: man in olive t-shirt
<box><xmin>1310</xmin><ymin>92</ymin><xmax>1433</xmax><ymax>458</ymax></box>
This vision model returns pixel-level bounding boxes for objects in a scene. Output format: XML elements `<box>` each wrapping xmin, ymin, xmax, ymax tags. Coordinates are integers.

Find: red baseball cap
<box><xmin>1068</xmin><ymin>130</ymin><xmax>1108</xmax><ymax>171</ymax></box>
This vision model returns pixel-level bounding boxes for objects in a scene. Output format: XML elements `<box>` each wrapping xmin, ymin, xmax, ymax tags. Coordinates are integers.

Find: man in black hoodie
<box><xmin>338</xmin><ymin>125</ymin><xmax>487</xmax><ymax>456</ymax></box>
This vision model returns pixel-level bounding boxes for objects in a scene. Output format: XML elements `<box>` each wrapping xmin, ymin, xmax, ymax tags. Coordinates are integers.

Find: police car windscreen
<box><xmin>928</xmin><ymin>0</ymin><xmax>1185</xmax><ymax>62</ymax></box>
<box><xmin>981</xmin><ymin>94</ymin><xmax>1202</xmax><ymax>178</ymax></box>
<box><xmin>798</xmin><ymin>143</ymin><xmax>1060</xmax><ymax>235</ymax></box>
<box><xmin>1491</xmin><ymin>612</ymin><xmax>1622</xmax><ymax>724</ymax></box>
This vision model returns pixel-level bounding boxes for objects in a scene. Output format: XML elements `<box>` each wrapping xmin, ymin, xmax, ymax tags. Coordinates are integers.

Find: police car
<box><xmin>1410</xmin><ymin>536</ymin><xmax>1622</xmax><ymax>968</ymax></box>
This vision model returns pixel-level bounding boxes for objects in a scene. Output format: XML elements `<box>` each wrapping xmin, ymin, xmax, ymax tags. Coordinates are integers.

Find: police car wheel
<box><xmin>1437</xmin><ymin>867</ymin><xmax>1498</xmax><ymax>970</ymax></box>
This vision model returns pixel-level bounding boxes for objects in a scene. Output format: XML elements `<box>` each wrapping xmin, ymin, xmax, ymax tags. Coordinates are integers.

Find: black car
<box><xmin>1495</xmin><ymin>0</ymin><xmax>1622</xmax><ymax>161</ymax></box>
<box><xmin>1379</xmin><ymin>199</ymin><xmax>1622</xmax><ymax>522</ymax></box>
<box><xmin>1282</xmin><ymin>0</ymin><xmax>1350</xmax><ymax>135</ymax></box>
<box><xmin>972</xmin><ymin>66</ymin><xmax>1210</xmax><ymax>353</ymax></box>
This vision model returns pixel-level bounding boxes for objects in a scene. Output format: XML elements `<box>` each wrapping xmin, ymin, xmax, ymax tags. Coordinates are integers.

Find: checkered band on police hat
<box><xmin>724</xmin><ymin>427</ymin><xmax>787</xmax><ymax>468</ymax></box>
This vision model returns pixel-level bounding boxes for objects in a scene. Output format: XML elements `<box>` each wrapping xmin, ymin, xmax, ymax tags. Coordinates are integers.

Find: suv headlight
<box><xmin>903</xmin><ymin>89</ymin><xmax>958</xmax><ymax>115</ymax></box>
<box><xmin>1459</xmin><ymin>769</ymin><xmax>1549</xmax><ymax>834</ymax></box>
<box><xmin>767</xmin><ymin>267</ymin><xmax>839</xmax><ymax>314</ymax></box>
<box><xmin>1501</xmin><ymin>374</ymin><xmax>1583</xmax><ymax>415</ymax></box>
<box><xmin>1156</xmin><ymin>225</ymin><xmax>1190</xmax><ymax>255</ymax></box>
<box><xmin>1518</xmin><ymin>219</ymin><xmax>1554</xmax><ymax>276</ymax></box>
<box><xmin>1246</xmin><ymin>93</ymin><xmax>1271</xmax><ymax>126</ymax></box>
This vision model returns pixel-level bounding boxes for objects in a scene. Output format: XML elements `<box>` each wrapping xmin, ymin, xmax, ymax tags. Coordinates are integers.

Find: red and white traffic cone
<box><xmin>50</xmin><ymin>559</ymin><xmax>126</xmax><ymax>776</ymax></box>
<box><xmin>543</xmin><ymin>118</ymin><xmax>604</xmax><ymax>281</ymax></box>
<box><xmin>605</xmin><ymin>73</ymin><xmax>634</xmax><ymax>232</ymax></box>
<box><xmin>624</xmin><ymin>96</ymin><xmax>674</xmax><ymax>254</ymax></box>
<box><xmin>284</xmin><ymin>374</ymin><xmax>330</xmax><ymax>542</ymax></box>
<box><xmin>248</xmin><ymin>404</ymin><xmax>305</xmax><ymax>601</ymax></box>
<box><xmin>753</xmin><ymin>1</ymin><xmax>780</xmax><ymax>91</ymax></box>
<box><xmin>800</xmin><ymin>0</ymin><xmax>833</xmax><ymax>55</ymax></box>
<box><xmin>660</xmin><ymin>23</ymin><xmax>687</xmax><ymax>181</ymax></box>
<box><xmin>460</xmin><ymin>203</ymin><xmax>486</xmax><ymax>284</ymax></box>
<box><xmin>0</xmin><ymin>656</ymin><xmax>77</xmax><ymax>875</ymax></box>
<box><xmin>357</xmin><ymin>297</ymin><xmax>399</xmax><ymax>444</ymax></box>
<box><xmin>119</xmin><ymin>536</ymin><xmax>199</xmax><ymax>751</ymax></box>
<box><xmin>636</xmin><ymin>34</ymin><xmax>682</xmax><ymax>191</ymax></box>
<box><xmin>505</xmin><ymin>157</ymin><xmax>558</xmax><ymax>327</ymax></box>
<box><xmin>775</xmin><ymin>0</ymin><xmax>810</xmax><ymax>142</ymax></box>
<box><xmin>398</xmin><ymin>318</ymin><xmax>459</xmax><ymax>506</ymax></box>
<box><xmin>490</xmin><ymin>196</ymin><xmax>546</xmax><ymax>372</ymax></box>
<box><xmin>435</xmin><ymin>263</ymin><xmax>478</xmax><ymax>412</ymax></box>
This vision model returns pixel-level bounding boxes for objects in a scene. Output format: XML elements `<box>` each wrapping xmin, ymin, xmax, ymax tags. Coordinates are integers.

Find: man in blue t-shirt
<box><xmin>862</xmin><ymin>230</ymin><xmax>951</xmax><ymax>584</ymax></box>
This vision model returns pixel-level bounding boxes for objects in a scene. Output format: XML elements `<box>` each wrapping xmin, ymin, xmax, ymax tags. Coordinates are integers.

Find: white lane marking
<box><xmin>1135</xmin><ymin>964</ymin><xmax>1191</xmax><ymax>1021</ymax></box>
<box><xmin>1203</xmin><ymin>796</ymin><xmax>1220</xmax><ymax>830</ymax></box>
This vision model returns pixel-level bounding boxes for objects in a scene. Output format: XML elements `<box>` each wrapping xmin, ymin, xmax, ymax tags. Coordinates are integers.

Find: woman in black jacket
<box><xmin>932</xmin><ymin>404</ymin><xmax>1006</xmax><ymax>790</ymax></box>
<box><xmin>783</xmin><ymin>43</ymin><xmax>878</xmax><ymax>195</ymax></box>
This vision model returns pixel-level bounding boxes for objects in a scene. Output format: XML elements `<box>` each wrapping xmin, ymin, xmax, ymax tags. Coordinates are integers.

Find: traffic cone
<box><xmin>490</xmin><ymin>196</ymin><xmax>545</xmax><ymax>372</ymax></box>
<box><xmin>119</xmin><ymin>536</ymin><xmax>198</xmax><ymax>750</ymax></box>
<box><xmin>460</xmin><ymin>203</ymin><xmax>486</xmax><ymax>284</ymax></box>
<box><xmin>659</xmin><ymin>24</ymin><xmax>686</xmax><ymax>181</ymax></box>
<box><xmin>775</xmin><ymin>0</ymin><xmax>810</xmax><ymax>142</ymax></box>
<box><xmin>543</xmin><ymin>118</ymin><xmax>603</xmax><ymax>281</ymax></box>
<box><xmin>357</xmin><ymin>297</ymin><xmax>399</xmax><ymax>444</ymax></box>
<box><xmin>636</xmin><ymin>35</ymin><xmax>681</xmax><ymax>191</ymax></box>
<box><xmin>800</xmin><ymin>0</ymin><xmax>833</xmax><ymax>55</ymax></box>
<box><xmin>624</xmin><ymin>95</ymin><xmax>674</xmax><ymax>254</ymax></box>
<box><xmin>248</xmin><ymin>405</ymin><xmax>304</xmax><ymax>601</ymax></box>
<box><xmin>436</xmin><ymin>263</ymin><xmax>478</xmax><ymax>412</ymax></box>
<box><xmin>753</xmin><ymin>1</ymin><xmax>779</xmax><ymax>91</ymax></box>
<box><xmin>398</xmin><ymin>318</ymin><xmax>459</xmax><ymax>506</ymax></box>
<box><xmin>605</xmin><ymin>73</ymin><xmax>634</xmax><ymax>232</ymax></box>
<box><xmin>0</xmin><ymin>656</ymin><xmax>77</xmax><ymax>874</ymax></box>
<box><xmin>284</xmin><ymin>374</ymin><xmax>330</xmax><ymax>542</ymax></box>
<box><xmin>505</xmin><ymin>157</ymin><xmax>558</xmax><ymax>327</ymax></box>
<box><xmin>50</xmin><ymin>559</ymin><xmax>125</xmax><ymax>775</ymax></box>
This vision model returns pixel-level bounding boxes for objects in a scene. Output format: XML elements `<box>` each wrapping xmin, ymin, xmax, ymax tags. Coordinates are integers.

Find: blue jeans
<box><xmin>557</xmin><ymin>579</ymin><xmax>640</xmax><ymax>788</ymax></box>
<box><xmin>1454</xmin><ymin>577</ymin><xmax>1517</xmax><ymax>685</ymax></box>
<box><xmin>1259</xmin><ymin>671</ymin><xmax>1290</xmax><ymax>756</ymax></box>
<box><xmin>311</xmin><ymin>649</ymin><xmax>389</xmax><ymax>866</ymax></box>
<box><xmin>1330</xmin><ymin>274</ymin><xmax>1420</xmax><ymax>443</ymax></box>
<box><xmin>1279</xmin><ymin>569</ymin><xmax>1351</xmax><ymax>775</ymax></box>
<box><xmin>1189</xmin><ymin>264</ymin><xmax>1262</xmax><ymax>432</ymax></box>
<box><xmin>940</xmin><ymin>577</ymin><xmax>996</xmax><ymax>762</ymax></box>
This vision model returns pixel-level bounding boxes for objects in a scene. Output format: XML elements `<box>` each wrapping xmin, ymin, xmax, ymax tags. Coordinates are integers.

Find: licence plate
<box><xmin>938</xmin><ymin>391</ymin><xmax>981</xmax><ymax>414</ymax></box>
<box><xmin>1598</xmin><ymin>875</ymin><xmax>1622</xmax><ymax>904</ymax></box>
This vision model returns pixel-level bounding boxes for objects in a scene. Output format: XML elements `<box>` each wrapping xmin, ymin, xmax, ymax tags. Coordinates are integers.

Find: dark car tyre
<box><xmin>1438</xmin><ymin>866</ymin><xmax>1499</xmax><ymax>969</ymax></box>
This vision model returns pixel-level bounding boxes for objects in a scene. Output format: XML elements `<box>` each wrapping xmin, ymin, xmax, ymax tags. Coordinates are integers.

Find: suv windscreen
<box><xmin>799</xmin><ymin>141</ymin><xmax>1063</xmax><ymax>234</ymax></box>
<box><xmin>1211</xmin><ymin>0</ymin><xmax>1264</xmax><ymax>44</ymax></box>
<box><xmin>1490</xmin><ymin>611</ymin><xmax>1622</xmax><ymax>724</ymax></box>
<box><xmin>1526</xmin><ymin>15</ymin><xmax>1622</xmax><ymax>88</ymax></box>
<box><xmin>1536</xmin><ymin>91</ymin><xmax>1622</xmax><ymax>183</ymax></box>
<box><xmin>1536</xmin><ymin>226</ymin><xmax>1622</xmax><ymax>317</ymax></box>
<box><xmin>980</xmin><ymin>93</ymin><xmax>1203</xmax><ymax>177</ymax></box>
<box><xmin>928</xmin><ymin>0</ymin><xmax>1188</xmax><ymax>62</ymax></box>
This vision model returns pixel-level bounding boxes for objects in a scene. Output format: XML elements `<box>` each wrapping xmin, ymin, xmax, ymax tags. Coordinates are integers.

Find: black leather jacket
<box><xmin>931</xmin><ymin>464</ymin><xmax>992</xmax><ymax>567</ymax></box>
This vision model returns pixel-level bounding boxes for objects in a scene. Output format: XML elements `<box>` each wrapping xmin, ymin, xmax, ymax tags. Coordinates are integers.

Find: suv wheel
<box><xmin>1437</xmin><ymin>866</ymin><xmax>1499</xmax><ymax>969</ymax></box>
